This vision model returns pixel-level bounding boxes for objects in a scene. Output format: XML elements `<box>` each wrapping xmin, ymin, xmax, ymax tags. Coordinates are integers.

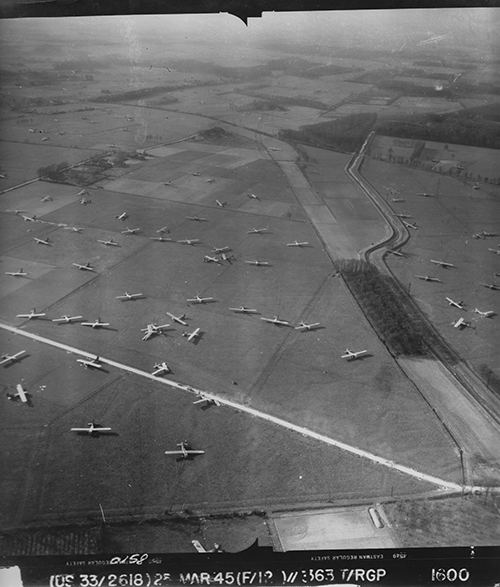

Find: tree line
<box><xmin>339</xmin><ymin>259</ymin><xmax>456</xmax><ymax>361</ymax></box>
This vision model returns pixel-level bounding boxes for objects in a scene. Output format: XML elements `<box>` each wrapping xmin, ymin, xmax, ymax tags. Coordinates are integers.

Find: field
<box><xmin>385</xmin><ymin>495</ymin><xmax>500</xmax><ymax>547</ymax></box>
<box><xmin>0</xmin><ymin>129</ymin><xmax>462</xmax><ymax>531</ymax></box>
<box><xmin>1</xmin><ymin>16</ymin><xmax>499</xmax><ymax>552</ymax></box>
<box><xmin>158</xmin><ymin>73</ymin><xmax>376</xmax><ymax>137</ymax></box>
<box><xmin>0</xmin><ymin>142</ymin><xmax>98</xmax><ymax>189</ymax></box>
<box><xmin>361</xmin><ymin>148</ymin><xmax>500</xmax><ymax>386</ymax></box>
<box><xmin>369</xmin><ymin>134</ymin><xmax>500</xmax><ymax>180</ymax></box>
<box><xmin>298</xmin><ymin>146</ymin><xmax>392</xmax><ymax>254</ymax></box>
<box><xmin>0</xmin><ymin>327</ymin><xmax>437</xmax><ymax>529</ymax></box>
<box><xmin>0</xmin><ymin>104</ymin><xmax>213</xmax><ymax>158</ymax></box>
<box><xmin>391</xmin><ymin>96</ymin><xmax>463</xmax><ymax>114</ymax></box>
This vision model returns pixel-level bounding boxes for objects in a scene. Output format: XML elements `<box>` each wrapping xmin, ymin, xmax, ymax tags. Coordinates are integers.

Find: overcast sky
<box><xmin>1</xmin><ymin>8</ymin><xmax>498</xmax><ymax>62</ymax></box>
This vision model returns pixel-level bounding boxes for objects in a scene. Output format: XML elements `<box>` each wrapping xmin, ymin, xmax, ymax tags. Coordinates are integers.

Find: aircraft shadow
<box><xmin>5</xmin><ymin>392</ymin><xmax>33</xmax><ymax>407</ymax></box>
<box><xmin>192</xmin><ymin>332</ymin><xmax>204</xmax><ymax>345</ymax></box>
<box><xmin>348</xmin><ymin>352</ymin><xmax>373</xmax><ymax>361</ymax></box>
<box><xmin>175</xmin><ymin>453</ymin><xmax>202</xmax><ymax>462</ymax></box>
<box><xmin>17</xmin><ymin>315</ymin><xmax>49</xmax><ymax>321</ymax></box>
<box><xmin>200</xmin><ymin>402</ymin><xmax>215</xmax><ymax>411</ymax></box>
<box><xmin>299</xmin><ymin>325</ymin><xmax>325</xmax><ymax>332</ymax></box>
<box><xmin>75</xmin><ymin>431</ymin><xmax>119</xmax><ymax>437</ymax></box>
<box><xmin>2</xmin><ymin>354</ymin><xmax>31</xmax><ymax>367</ymax></box>
<box><xmin>188</xmin><ymin>299</ymin><xmax>217</xmax><ymax>305</ymax></box>
<box><xmin>78</xmin><ymin>363</ymin><xmax>110</xmax><ymax>374</ymax></box>
<box><xmin>154</xmin><ymin>331</ymin><xmax>174</xmax><ymax>340</ymax></box>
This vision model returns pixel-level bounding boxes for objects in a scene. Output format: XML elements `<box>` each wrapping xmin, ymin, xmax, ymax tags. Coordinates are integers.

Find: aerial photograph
<box><xmin>0</xmin><ymin>7</ymin><xmax>499</xmax><ymax>556</ymax></box>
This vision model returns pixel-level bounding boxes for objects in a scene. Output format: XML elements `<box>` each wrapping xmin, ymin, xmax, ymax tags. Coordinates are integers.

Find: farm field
<box><xmin>385</xmin><ymin>496</ymin><xmax>500</xmax><ymax>547</ymax></box>
<box><xmin>0</xmin><ymin>142</ymin><xmax>98</xmax><ymax>189</ymax></box>
<box><xmin>298</xmin><ymin>146</ymin><xmax>391</xmax><ymax>254</ymax></box>
<box><xmin>311</xmin><ymin>89</ymin><xmax>462</xmax><ymax>120</ymax></box>
<box><xmin>1</xmin><ymin>11</ymin><xmax>499</xmax><ymax>553</ymax></box>
<box><xmin>361</xmin><ymin>153</ymin><xmax>500</xmax><ymax>386</ymax></box>
<box><xmin>333</xmin><ymin>104</ymin><xmax>387</xmax><ymax>116</ymax></box>
<box><xmin>0</xmin><ymin>103</ymin><xmax>213</xmax><ymax>155</ymax></box>
<box><xmin>0</xmin><ymin>132</ymin><xmax>461</xmax><ymax>530</ymax></box>
<box><xmin>0</xmin><ymin>329</ymin><xmax>436</xmax><ymax>529</ymax></box>
<box><xmin>237</xmin><ymin>106</ymin><xmax>324</xmax><ymax>132</ymax></box>
<box><xmin>160</xmin><ymin>76</ymin><xmax>372</xmax><ymax>135</ymax></box>
<box><xmin>390</xmin><ymin>97</ymin><xmax>463</xmax><ymax>114</ymax></box>
<box><xmin>369</xmin><ymin>134</ymin><xmax>500</xmax><ymax>180</ymax></box>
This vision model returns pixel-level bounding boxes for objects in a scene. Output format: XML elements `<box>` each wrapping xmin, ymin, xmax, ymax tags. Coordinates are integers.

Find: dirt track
<box><xmin>399</xmin><ymin>358</ymin><xmax>500</xmax><ymax>484</ymax></box>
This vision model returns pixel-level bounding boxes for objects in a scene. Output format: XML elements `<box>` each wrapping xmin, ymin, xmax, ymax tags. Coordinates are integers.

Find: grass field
<box><xmin>0</xmin><ymin>331</ymin><xmax>436</xmax><ymax>528</ymax></box>
<box><xmin>0</xmin><ymin>102</ymin><xmax>213</xmax><ymax>165</ymax></box>
<box><xmin>385</xmin><ymin>495</ymin><xmax>500</xmax><ymax>546</ymax></box>
<box><xmin>299</xmin><ymin>146</ymin><xmax>391</xmax><ymax>253</ymax></box>
<box><xmin>1</xmin><ymin>11</ymin><xmax>499</xmax><ymax>552</ymax></box>
<box><xmin>361</xmin><ymin>155</ymin><xmax>500</xmax><ymax>385</ymax></box>
<box><xmin>0</xmin><ymin>131</ymin><xmax>462</xmax><ymax>529</ymax></box>
<box><xmin>0</xmin><ymin>142</ymin><xmax>97</xmax><ymax>189</ymax></box>
<box><xmin>0</xmin><ymin>180</ymin><xmax>83</xmax><ymax>220</ymax></box>
<box><xmin>369</xmin><ymin>134</ymin><xmax>500</xmax><ymax>179</ymax></box>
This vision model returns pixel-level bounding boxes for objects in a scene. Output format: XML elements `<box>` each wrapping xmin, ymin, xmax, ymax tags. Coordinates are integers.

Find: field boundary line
<box><xmin>0</xmin><ymin>177</ymin><xmax>39</xmax><ymax>195</ymax></box>
<box><xmin>0</xmin><ymin>322</ymin><xmax>469</xmax><ymax>493</ymax></box>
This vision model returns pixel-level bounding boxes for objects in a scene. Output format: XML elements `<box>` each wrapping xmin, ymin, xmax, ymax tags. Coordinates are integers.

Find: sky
<box><xmin>0</xmin><ymin>8</ymin><xmax>498</xmax><ymax>65</ymax></box>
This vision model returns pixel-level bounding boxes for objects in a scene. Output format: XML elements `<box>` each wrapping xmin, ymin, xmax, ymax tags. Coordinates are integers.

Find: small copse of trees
<box><xmin>340</xmin><ymin>259</ymin><xmax>455</xmax><ymax>361</ymax></box>
<box><xmin>37</xmin><ymin>162</ymin><xmax>69</xmax><ymax>181</ymax></box>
